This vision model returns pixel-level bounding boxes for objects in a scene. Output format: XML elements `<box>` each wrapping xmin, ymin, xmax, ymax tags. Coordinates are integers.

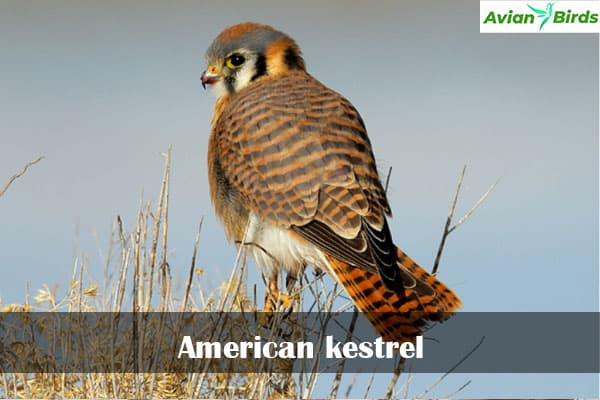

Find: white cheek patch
<box><xmin>208</xmin><ymin>51</ymin><xmax>258</xmax><ymax>97</ymax></box>
<box><xmin>211</xmin><ymin>80</ymin><xmax>229</xmax><ymax>98</ymax></box>
<box><xmin>233</xmin><ymin>62</ymin><xmax>257</xmax><ymax>92</ymax></box>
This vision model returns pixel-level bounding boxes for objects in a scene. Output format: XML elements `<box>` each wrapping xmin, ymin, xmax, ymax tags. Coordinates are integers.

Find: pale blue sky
<box><xmin>0</xmin><ymin>0</ymin><xmax>598</xmax><ymax>397</ymax></box>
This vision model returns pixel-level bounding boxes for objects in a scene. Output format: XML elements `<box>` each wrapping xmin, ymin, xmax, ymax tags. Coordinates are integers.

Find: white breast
<box><xmin>243</xmin><ymin>212</ymin><xmax>329</xmax><ymax>280</ymax></box>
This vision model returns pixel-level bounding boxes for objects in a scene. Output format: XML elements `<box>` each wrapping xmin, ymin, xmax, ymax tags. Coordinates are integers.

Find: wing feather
<box><xmin>213</xmin><ymin>70</ymin><xmax>414</xmax><ymax>292</ymax></box>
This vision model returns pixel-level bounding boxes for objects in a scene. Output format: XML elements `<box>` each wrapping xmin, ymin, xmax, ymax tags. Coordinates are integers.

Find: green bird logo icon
<box><xmin>528</xmin><ymin>2</ymin><xmax>556</xmax><ymax>31</ymax></box>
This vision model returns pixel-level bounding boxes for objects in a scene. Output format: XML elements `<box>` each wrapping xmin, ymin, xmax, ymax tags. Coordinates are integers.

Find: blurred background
<box><xmin>0</xmin><ymin>0</ymin><xmax>597</xmax><ymax>397</ymax></box>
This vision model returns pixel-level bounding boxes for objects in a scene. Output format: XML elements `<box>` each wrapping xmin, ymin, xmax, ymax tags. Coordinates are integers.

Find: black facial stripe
<box><xmin>284</xmin><ymin>47</ymin><xmax>302</xmax><ymax>70</ymax></box>
<box><xmin>224</xmin><ymin>76</ymin><xmax>235</xmax><ymax>94</ymax></box>
<box><xmin>251</xmin><ymin>54</ymin><xmax>267</xmax><ymax>82</ymax></box>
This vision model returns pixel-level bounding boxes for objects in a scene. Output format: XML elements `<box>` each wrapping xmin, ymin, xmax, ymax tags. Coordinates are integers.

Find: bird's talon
<box><xmin>264</xmin><ymin>290</ymin><xmax>295</xmax><ymax>313</ymax></box>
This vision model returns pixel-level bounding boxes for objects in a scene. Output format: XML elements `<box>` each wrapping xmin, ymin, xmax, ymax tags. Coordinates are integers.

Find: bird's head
<box><xmin>201</xmin><ymin>22</ymin><xmax>305</xmax><ymax>97</ymax></box>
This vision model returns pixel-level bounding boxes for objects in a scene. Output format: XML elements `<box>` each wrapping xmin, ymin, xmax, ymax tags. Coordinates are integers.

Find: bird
<box><xmin>527</xmin><ymin>2</ymin><xmax>555</xmax><ymax>31</ymax></box>
<box><xmin>201</xmin><ymin>22</ymin><xmax>461</xmax><ymax>342</ymax></box>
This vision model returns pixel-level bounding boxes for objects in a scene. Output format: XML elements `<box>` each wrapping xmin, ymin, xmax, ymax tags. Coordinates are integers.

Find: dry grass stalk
<box><xmin>0</xmin><ymin>156</ymin><xmax>44</xmax><ymax>200</ymax></box>
<box><xmin>0</xmin><ymin>152</ymin><xmax>489</xmax><ymax>398</ymax></box>
<box><xmin>433</xmin><ymin>165</ymin><xmax>498</xmax><ymax>275</ymax></box>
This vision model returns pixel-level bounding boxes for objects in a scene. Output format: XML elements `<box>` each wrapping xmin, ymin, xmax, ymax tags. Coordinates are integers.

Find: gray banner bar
<box><xmin>0</xmin><ymin>312</ymin><xmax>597</xmax><ymax>373</ymax></box>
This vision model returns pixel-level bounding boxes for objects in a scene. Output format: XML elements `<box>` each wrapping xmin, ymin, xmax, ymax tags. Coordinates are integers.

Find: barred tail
<box><xmin>326</xmin><ymin>247</ymin><xmax>462</xmax><ymax>342</ymax></box>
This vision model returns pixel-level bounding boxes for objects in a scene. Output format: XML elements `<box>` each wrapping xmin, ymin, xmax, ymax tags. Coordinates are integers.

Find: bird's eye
<box><xmin>226</xmin><ymin>54</ymin><xmax>246</xmax><ymax>69</ymax></box>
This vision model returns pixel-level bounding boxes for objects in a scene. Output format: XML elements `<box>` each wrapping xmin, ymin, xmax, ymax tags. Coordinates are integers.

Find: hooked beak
<box><xmin>201</xmin><ymin>65</ymin><xmax>221</xmax><ymax>89</ymax></box>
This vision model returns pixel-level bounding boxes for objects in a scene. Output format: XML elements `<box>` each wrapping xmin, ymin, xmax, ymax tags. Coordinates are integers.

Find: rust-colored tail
<box><xmin>326</xmin><ymin>247</ymin><xmax>462</xmax><ymax>342</ymax></box>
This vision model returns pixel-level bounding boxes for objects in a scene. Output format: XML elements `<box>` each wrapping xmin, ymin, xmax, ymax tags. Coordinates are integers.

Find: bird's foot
<box><xmin>259</xmin><ymin>289</ymin><xmax>295</xmax><ymax>331</ymax></box>
<box><xmin>263</xmin><ymin>286</ymin><xmax>294</xmax><ymax>313</ymax></box>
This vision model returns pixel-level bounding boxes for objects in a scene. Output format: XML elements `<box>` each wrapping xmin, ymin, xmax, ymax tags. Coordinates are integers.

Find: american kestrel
<box><xmin>202</xmin><ymin>22</ymin><xmax>461</xmax><ymax>341</ymax></box>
